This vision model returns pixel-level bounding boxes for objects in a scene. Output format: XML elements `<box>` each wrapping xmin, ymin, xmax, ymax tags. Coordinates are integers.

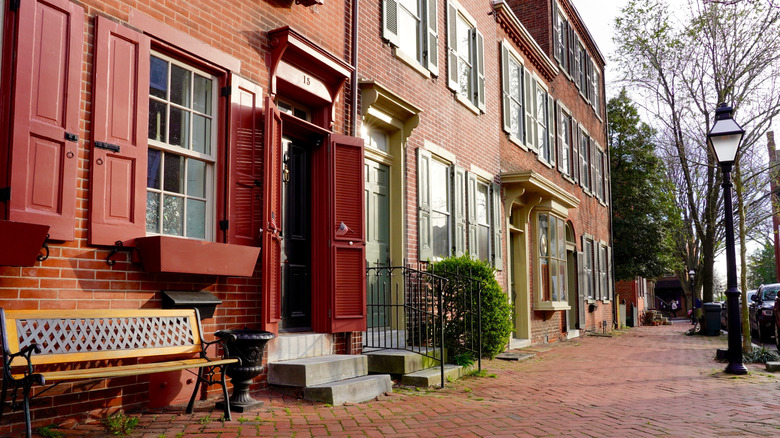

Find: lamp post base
<box><xmin>725</xmin><ymin>361</ymin><xmax>748</xmax><ymax>375</ymax></box>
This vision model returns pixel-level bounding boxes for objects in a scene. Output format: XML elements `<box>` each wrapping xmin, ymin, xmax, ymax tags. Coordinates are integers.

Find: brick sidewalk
<box><xmin>52</xmin><ymin>322</ymin><xmax>780</xmax><ymax>437</ymax></box>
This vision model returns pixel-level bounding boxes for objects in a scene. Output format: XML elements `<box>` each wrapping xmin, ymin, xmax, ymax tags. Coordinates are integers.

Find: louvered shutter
<box><xmin>604</xmin><ymin>147</ymin><xmax>611</xmax><ymax>204</ymax></box>
<box><xmin>89</xmin><ymin>16</ymin><xmax>149</xmax><ymax>246</ymax></box>
<box><xmin>262</xmin><ymin>97</ymin><xmax>283</xmax><ymax>334</ymax></box>
<box><xmin>500</xmin><ymin>43</ymin><xmax>511</xmax><ymax>133</ymax></box>
<box><xmin>8</xmin><ymin>0</ymin><xmax>83</xmax><ymax>241</ymax></box>
<box><xmin>491</xmin><ymin>182</ymin><xmax>503</xmax><ymax>270</ymax></box>
<box><xmin>577</xmin><ymin>251</ymin><xmax>586</xmax><ymax>328</ymax></box>
<box><xmin>328</xmin><ymin>134</ymin><xmax>366</xmax><ymax>333</ymax></box>
<box><xmin>548</xmin><ymin>95</ymin><xmax>556</xmax><ymax>166</ymax></box>
<box><xmin>446</xmin><ymin>2</ymin><xmax>459</xmax><ymax>91</ymax></box>
<box><xmin>425</xmin><ymin>0</ymin><xmax>439</xmax><ymax>75</ymax></box>
<box><xmin>466</xmin><ymin>172</ymin><xmax>477</xmax><ymax>260</ymax></box>
<box><xmin>524</xmin><ymin>68</ymin><xmax>534</xmax><ymax>148</ymax></box>
<box><xmin>587</xmin><ymin>58</ymin><xmax>594</xmax><ymax>103</ymax></box>
<box><xmin>227</xmin><ymin>75</ymin><xmax>263</xmax><ymax>246</ymax></box>
<box><xmin>571</xmin><ymin>120</ymin><xmax>580</xmax><ymax>183</ymax></box>
<box><xmin>417</xmin><ymin>148</ymin><xmax>433</xmax><ymax>261</ymax></box>
<box><xmin>594</xmin><ymin>242</ymin><xmax>602</xmax><ymax>300</ymax></box>
<box><xmin>567</xmin><ymin>24</ymin><xmax>575</xmax><ymax>77</ymax></box>
<box><xmin>607</xmin><ymin>246</ymin><xmax>613</xmax><ymax>301</ymax></box>
<box><xmin>453</xmin><ymin>166</ymin><xmax>466</xmax><ymax>257</ymax></box>
<box><xmin>580</xmin><ymin>129</ymin><xmax>588</xmax><ymax>190</ymax></box>
<box><xmin>475</xmin><ymin>30</ymin><xmax>485</xmax><ymax>112</ymax></box>
<box><xmin>590</xmin><ymin>136</ymin><xmax>597</xmax><ymax>195</ymax></box>
<box><xmin>556</xmin><ymin>105</ymin><xmax>565</xmax><ymax>173</ymax></box>
<box><xmin>382</xmin><ymin>0</ymin><xmax>401</xmax><ymax>47</ymax></box>
<box><xmin>552</xmin><ymin>1</ymin><xmax>559</xmax><ymax>62</ymax></box>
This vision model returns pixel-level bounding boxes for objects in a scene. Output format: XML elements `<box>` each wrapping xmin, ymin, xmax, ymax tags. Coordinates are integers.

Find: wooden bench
<box><xmin>0</xmin><ymin>308</ymin><xmax>240</xmax><ymax>437</ymax></box>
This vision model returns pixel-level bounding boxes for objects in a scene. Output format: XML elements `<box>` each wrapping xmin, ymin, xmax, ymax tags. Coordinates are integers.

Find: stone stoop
<box><xmin>364</xmin><ymin>348</ymin><xmax>462</xmax><ymax>387</ymax></box>
<box><xmin>267</xmin><ymin>354</ymin><xmax>391</xmax><ymax>405</ymax></box>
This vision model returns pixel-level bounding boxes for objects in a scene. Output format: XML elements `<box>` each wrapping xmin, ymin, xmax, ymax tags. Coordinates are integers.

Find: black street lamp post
<box><xmin>689</xmin><ymin>269</ymin><xmax>695</xmax><ymax>324</ymax></box>
<box><xmin>708</xmin><ymin>103</ymin><xmax>748</xmax><ymax>375</ymax></box>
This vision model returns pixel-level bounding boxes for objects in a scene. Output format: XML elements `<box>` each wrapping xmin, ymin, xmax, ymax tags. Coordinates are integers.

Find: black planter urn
<box><xmin>215</xmin><ymin>329</ymin><xmax>276</xmax><ymax>412</ymax></box>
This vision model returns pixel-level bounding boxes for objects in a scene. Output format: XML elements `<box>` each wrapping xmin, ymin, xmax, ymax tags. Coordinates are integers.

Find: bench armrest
<box><xmin>5</xmin><ymin>343</ymin><xmax>45</xmax><ymax>384</ymax></box>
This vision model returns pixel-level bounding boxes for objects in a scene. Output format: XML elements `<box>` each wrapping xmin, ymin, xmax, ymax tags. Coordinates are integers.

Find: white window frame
<box><xmin>383</xmin><ymin>0</ymin><xmax>439</xmax><ymax>75</ymax></box>
<box><xmin>447</xmin><ymin>1</ymin><xmax>484</xmax><ymax>112</ymax></box>
<box><xmin>559</xmin><ymin>109</ymin><xmax>572</xmax><ymax>177</ymax></box>
<box><xmin>536</xmin><ymin>212</ymin><xmax>570</xmax><ymax>310</ymax></box>
<box><xmin>580</xmin><ymin>130</ymin><xmax>591</xmax><ymax>193</ymax></box>
<box><xmin>501</xmin><ymin>41</ymin><xmax>525</xmax><ymax>148</ymax></box>
<box><xmin>147</xmin><ymin>52</ymin><xmax>217</xmax><ymax>241</ymax></box>
<box><xmin>430</xmin><ymin>156</ymin><xmax>452</xmax><ymax>260</ymax></box>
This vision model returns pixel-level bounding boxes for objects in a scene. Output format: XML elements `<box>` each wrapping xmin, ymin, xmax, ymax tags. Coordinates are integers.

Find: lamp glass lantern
<box><xmin>707</xmin><ymin>105</ymin><xmax>745</xmax><ymax>164</ymax></box>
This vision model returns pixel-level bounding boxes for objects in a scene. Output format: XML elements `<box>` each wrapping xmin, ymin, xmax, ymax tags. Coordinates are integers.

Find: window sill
<box><xmin>454</xmin><ymin>93</ymin><xmax>481</xmax><ymax>115</ymax></box>
<box><xmin>507</xmin><ymin>133</ymin><xmax>529</xmax><ymax>151</ymax></box>
<box><xmin>0</xmin><ymin>220</ymin><xmax>50</xmax><ymax>267</ymax></box>
<box><xmin>534</xmin><ymin>301</ymin><xmax>571</xmax><ymax>311</ymax></box>
<box><xmin>136</xmin><ymin>236</ymin><xmax>260</xmax><ymax>277</ymax></box>
<box><xmin>393</xmin><ymin>48</ymin><xmax>433</xmax><ymax>79</ymax></box>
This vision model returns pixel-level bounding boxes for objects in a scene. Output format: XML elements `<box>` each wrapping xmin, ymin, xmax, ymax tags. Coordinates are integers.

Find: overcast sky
<box><xmin>569</xmin><ymin>0</ymin><xmax>629</xmax><ymax>96</ymax></box>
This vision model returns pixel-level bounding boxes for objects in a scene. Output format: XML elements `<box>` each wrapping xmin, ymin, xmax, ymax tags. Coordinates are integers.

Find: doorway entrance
<box><xmin>365</xmin><ymin>159</ymin><xmax>390</xmax><ymax>328</ymax></box>
<box><xmin>280</xmin><ymin>138</ymin><xmax>312</xmax><ymax>331</ymax></box>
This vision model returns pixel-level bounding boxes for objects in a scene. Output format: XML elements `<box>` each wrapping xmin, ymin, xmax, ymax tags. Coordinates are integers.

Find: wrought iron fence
<box><xmin>365</xmin><ymin>262</ymin><xmax>482</xmax><ymax>388</ymax></box>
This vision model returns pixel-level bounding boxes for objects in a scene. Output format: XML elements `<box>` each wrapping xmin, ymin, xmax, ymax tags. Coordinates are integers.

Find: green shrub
<box><xmin>429</xmin><ymin>255</ymin><xmax>513</xmax><ymax>359</ymax></box>
<box><xmin>102</xmin><ymin>412</ymin><xmax>139</xmax><ymax>436</ymax></box>
<box><xmin>743</xmin><ymin>347</ymin><xmax>780</xmax><ymax>364</ymax></box>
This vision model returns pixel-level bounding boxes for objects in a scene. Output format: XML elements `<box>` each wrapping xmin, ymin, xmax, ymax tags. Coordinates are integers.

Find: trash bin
<box><xmin>702</xmin><ymin>302</ymin><xmax>722</xmax><ymax>336</ymax></box>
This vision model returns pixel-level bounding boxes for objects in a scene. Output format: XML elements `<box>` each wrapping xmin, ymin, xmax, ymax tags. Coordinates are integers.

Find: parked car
<box><xmin>749</xmin><ymin>283</ymin><xmax>780</xmax><ymax>343</ymax></box>
<box><xmin>721</xmin><ymin>290</ymin><xmax>756</xmax><ymax>330</ymax></box>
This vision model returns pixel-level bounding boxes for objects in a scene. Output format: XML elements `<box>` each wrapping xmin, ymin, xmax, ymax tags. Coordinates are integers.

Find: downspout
<box><xmin>350</xmin><ymin>0</ymin><xmax>359</xmax><ymax>137</ymax></box>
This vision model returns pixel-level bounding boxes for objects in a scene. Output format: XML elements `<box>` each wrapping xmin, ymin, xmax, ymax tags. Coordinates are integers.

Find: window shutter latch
<box><xmin>219</xmin><ymin>220</ymin><xmax>229</xmax><ymax>231</ymax></box>
<box><xmin>0</xmin><ymin>187</ymin><xmax>9</xmax><ymax>202</ymax></box>
<box><xmin>94</xmin><ymin>141</ymin><xmax>121</xmax><ymax>153</ymax></box>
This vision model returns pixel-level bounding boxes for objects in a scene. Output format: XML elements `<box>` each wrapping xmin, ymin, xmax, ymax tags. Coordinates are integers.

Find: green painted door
<box><xmin>365</xmin><ymin>159</ymin><xmax>390</xmax><ymax>328</ymax></box>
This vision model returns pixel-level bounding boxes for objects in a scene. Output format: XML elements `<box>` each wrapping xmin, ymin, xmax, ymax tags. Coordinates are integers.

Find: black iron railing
<box><xmin>365</xmin><ymin>263</ymin><xmax>482</xmax><ymax>388</ymax></box>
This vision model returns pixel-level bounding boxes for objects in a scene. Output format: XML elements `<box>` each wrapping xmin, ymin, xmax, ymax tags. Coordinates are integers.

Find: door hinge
<box><xmin>221</xmin><ymin>86</ymin><xmax>231</xmax><ymax>97</ymax></box>
<box><xmin>0</xmin><ymin>187</ymin><xmax>9</xmax><ymax>202</ymax></box>
<box><xmin>219</xmin><ymin>220</ymin><xmax>229</xmax><ymax>231</ymax></box>
<box><xmin>10</xmin><ymin>0</ymin><xmax>20</xmax><ymax>12</ymax></box>
<box><xmin>65</xmin><ymin>132</ymin><xmax>79</xmax><ymax>142</ymax></box>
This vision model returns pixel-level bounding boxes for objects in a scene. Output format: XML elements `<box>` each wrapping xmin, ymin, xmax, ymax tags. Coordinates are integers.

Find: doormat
<box><xmin>495</xmin><ymin>352</ymin><xmax>536</xmax><ymax>362</ymax></box>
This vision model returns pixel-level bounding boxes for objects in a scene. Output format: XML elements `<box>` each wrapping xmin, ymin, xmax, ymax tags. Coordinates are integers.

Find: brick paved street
<box><xmin>56</xmin><ymin>322</ymin><xmax>780</xmax><ymax>437</ymax></box>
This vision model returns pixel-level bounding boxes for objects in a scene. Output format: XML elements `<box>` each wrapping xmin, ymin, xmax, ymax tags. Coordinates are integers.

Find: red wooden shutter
<box><xmin>89</xmin><ymin>16</ymin><xmax>150</xmax><ymax>246</ymax></box>
<box><xmin>226</xmin><ymin>75</ymin><xmax>263</xmax><ymax>246</ymax></box>
<box><xmin>328</xmin><ymin>134</ymin><xmax>366</xmax><ymax>333</ymax></box>
<box><xmin>262</xmin><ymin>97</ymin><xmax>283</xmax><ymax>334</ymax></box>
<box><xmin>7</xmin><ymin>0</ymin><xmax>83</xmax><ymax>241</ymax></box>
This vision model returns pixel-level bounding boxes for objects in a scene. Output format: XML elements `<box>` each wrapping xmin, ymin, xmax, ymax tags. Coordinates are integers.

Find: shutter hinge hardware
<box><xmin>328</xmin><ymin>309</ymin><xmax>332</xmax><ymax>318</ymax></box>
<box><xmin>0</xmin><ymin>187</ymin><xmax>9</xmax><ymax>202</ymax></box>
<box><xmin>219</xmin><ymin>220</ymin><xmax>229</xmax><ymax>231</ymax></box>
<box><xmin>65</xmin><ymin>132</ymin><xmax>79</xmax><ymax>142</ymax></box>
<box><xmin>94</xmin><ymin>141</ymin><xmax>120</xmax><ymax>153</ymax></box>
<box><xmin>10</xmin><ymin>0</ymin><xmax>20</xmax><ymax>12</ymax></box>
<box><xmin>221</xmin><ymin>86</ymin><xmax>231</xmax><ymax>97</ymax></box>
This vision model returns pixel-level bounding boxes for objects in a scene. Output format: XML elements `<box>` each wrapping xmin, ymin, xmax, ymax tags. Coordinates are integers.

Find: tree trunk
<box><xmin>735</xmin><ymin>164</ymin><xmax>753</xmax><ymax>353</ymax></box>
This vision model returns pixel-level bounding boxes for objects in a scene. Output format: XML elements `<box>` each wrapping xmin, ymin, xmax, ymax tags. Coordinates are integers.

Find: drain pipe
<box><xmin>350</xmin><ymin>0</ymin><xmax>359</xmax><ymax>137</ymax></box>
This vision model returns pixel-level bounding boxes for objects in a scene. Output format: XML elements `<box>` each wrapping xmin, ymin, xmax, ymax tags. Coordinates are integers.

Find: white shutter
<box><xmin>446</xmin><ymin>2</ymin><xmax>458</xmax><ymax>91</ymax></box>
<box><xmin>577</xmin><ymin>251</ymin><xmax>586</xmax><ymax>328</ymax></box>
<box><xmin>524</xmin><ymin>69</ymin><xmax>534</xmax><ymax>149</ymax></box>
<box><xmin>418</xmin><ymin>148</ymin><xmax>433</xmax><ymax>261</ymax></box>
<box><xmin>548</xmin><ymin>94</ymin><xmax>556</xmax><ymax>166</ymax></box>
<box><xmin>382</xmin><ymin>0</ymin><xmax>401</xmax><ymax>47</ymax></box>
<box><xmin>552</xmin><ymin>2</ymin><xmax>560</xmax><ymax>63</ymax></box>
<box><xmin>501</xmin><ymin>42</ymin><xmax>511</xmax><ymax>133</ymax></box>
<box><xmin>424</xmin><ymin>0</ymin><xmax>439</xmax><ymax>75</ymax></box>
<box><xmin>453</xmin><ymin>166</ymin><xmax>467</xmax><ymax>257</ymax></box>
<box><xmin>466</xmin><ymin>172</ymin><xmax>478</xmax><ymax>260</ymax></box>
<box><xmin>492</xmin><ymin>182</ymin><xmax>503</xmax><ymax>270</ymax></box>
<box><xmin>475</xmin><ymin>29</ymin><xmax>485</xmax><ymax>111</ymax></box>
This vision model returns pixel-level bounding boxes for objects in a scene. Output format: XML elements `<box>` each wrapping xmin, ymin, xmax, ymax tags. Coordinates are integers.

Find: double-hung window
<box><xmin>447</xmin><ymin>1</ymin><xmax>484</xmax><ymax>111</ymax></box>
<box><xmin>536</xmin><ymin>84</ymin><xmax>555</xmax><ymax>166</ymax></box>
<box><xmin>383</xmin><ymin>0</ymin><xmax>439</xmax><ymax>74</ymax></box>
<box><xmin>591</xmin><ymin>60</ymin><xmax>600</xmax><ymax>114</ymax></box>
<box><xmin>555</xmin><ymin>12</ymin><xmax>568</xmax><ymax>71</ymax></box>
<box><xmin>559</xmin><ymin>111</ymin><xmax>572</xmax><ymax>177</ymax></box>
<box><xmin>147</xmin><ymin>54</ymin><xmax>217</xmax><ymax>240</ymax></box>
<box><xmin>501</xmin><ymin>42</ymin><xmax>525</xmax><ymax>143</ymax></box>
<box><xmin>580</xmin><ymin>132</ymin><xmax>591</xmax><ymax>192</ymax></box>
<box><xmin>583</xmin><ymin>237</ymin><xmax>594</xmax><ymax>300</ymax></box>
<box><xmin>430</xmin><ymin>158</ymin><xmax>452</xmax><ymax>259</ymax></box>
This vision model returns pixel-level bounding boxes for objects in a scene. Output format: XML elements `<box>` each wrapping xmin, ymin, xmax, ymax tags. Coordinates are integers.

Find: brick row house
<box><xmin>0</xmin><ymin>0</ymin><xmax>612</xmax><ymax>433</ymax></box>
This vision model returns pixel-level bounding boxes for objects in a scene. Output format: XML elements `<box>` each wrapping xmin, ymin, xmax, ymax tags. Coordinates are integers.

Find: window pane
<box><xmin>541</xmin><ymin>258</ymin><xmax>550</xmax><ymax>301</ymax></box>
<box><xmin>559</xmin><ymin>260</ymin><xmax>567</xmax><ymax>301</ymax></box>
<box><xmin>551</xmin><ymin>259</ymin><xmax>558</xmax><ymax>301</ymax></box>
<box><xmin>398</xmin><ymin>9</ymin><xmax>419</xmax><ymax>60</ymax></box>
<box><xmin>430</xmin><ymin>161</ymin><xmax>449</xmax><ymax>213</ymax></box>
<box><xmin>147</xmin><ymin>149</ymin><xmax>162</xmax><ymax>189</ymax></box>
<box><xmin>192</xmin><ymin>114</ymin><xmax>211</xmax><ymax>154</ymax></box>
<box><xmin>193</xmin><ymin>75</ymin><xmax>212</xmax><ymax>115</ymax></box>
<box><xmin>509</xmin><ymin>61</ymin><xmax>520</xmax><ymax>100</ymax></box>
<box><xmin>187</xmin><ymin>199</ymin><xmax>206</xmax><ymax>239</ymax></box>
<box><xmin>539</xmin><ymin>214</ymin><xmax>548</xmax><ymax>257</ymax></box>
<box><xmin>510</xmin><ymin>101</ymin><xmax>521</xmax><ymax>138</ymax></box>
<box><xmin>478</xmin><ymin>225</ymin><xmax>489</xmax><ymax>262</ymax></box>
<box><xmin>163</xmin><ymin>195</ymin><xmax>184</xmax><ymax>236</ymax></box>
<box><xmin>558</xmin><ymin>218</ymin><xmax>565</xmax><ymax>258</ymax></box>
<box><xmin>149</xmin><ymin>56</ymin><xmax>168</xmax><ymax>99</ymax></box>
<box><xmin>170</xmin><ymin>64</ymin><xmax>191</xmax><ymax>107</ymax></box>
<box><xmin>432</xmin><ymin>212</ymin><xmax>450</xmax><ymax>259</ymax></box>
<box><xmin>550</xmin><ymin>216</ymin><xmax>557</xmax><ymax>259</ymax></box>
<box><xmin>169</xmin><ymin>107</ymin><xmax>190</xmax><ymax>148</ymax></box>
<box><xmin>187</xmin><ymin>159</ymin><xmax>206</xmax><ymax>198</ymax></box>
<box><xmin>163</xmin><ymin>154</ymin><xmax>184</xmax><ymax>193</ymax></box>
<box><xmin>476</xmin><ymin>183</ymin><xmax>488</xmax><ymax>224</ymax></box>
<box><xmin>148</xmin><ymin>100</ymin><xmax>167</xmax><ymax>142</ymax></box>
<box><xmin>146</xmin><ymin>192</ymin><xmax>160</xmax><ymax>233</ymax></box>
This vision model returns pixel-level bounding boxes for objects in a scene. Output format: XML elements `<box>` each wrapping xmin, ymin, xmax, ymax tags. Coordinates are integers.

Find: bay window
<box><xmin>537</xmin><ymin>212</ymin><xmax>568</xmax><ymax>309</ymax></box>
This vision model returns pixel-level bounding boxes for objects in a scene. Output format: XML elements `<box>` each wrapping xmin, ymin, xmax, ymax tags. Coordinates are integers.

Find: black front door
<box><xmin>281</xmin><ymin>139</ymin><xmax>312</xmax><ymax>331</ymax></box>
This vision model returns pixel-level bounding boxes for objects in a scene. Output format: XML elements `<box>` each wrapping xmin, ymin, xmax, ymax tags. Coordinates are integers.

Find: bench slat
<box><xmin>11</xmin><ymin>357</ymin><xmax>238</xmax><ymax>381</ymax></box>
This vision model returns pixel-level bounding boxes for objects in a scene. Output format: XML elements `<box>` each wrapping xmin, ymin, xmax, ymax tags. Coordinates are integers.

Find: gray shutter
<box><xmin>524</xmin><ymin>69</ymin><xmax>534</xmax><ymax>148</ymax></box>
<box><xmin>567</xmin><ymin>24</ymin><xmax>575</xmax><ymax>77</ymax></box>
<box><xmin>501</xmin><ymin>42</ymin><xmax>511</xmax><ymax>133</ymax></box>
<box><xmin>556</xmin><ymin>105</ymin><xmax>565</xmax><ymax>172</ymax></box>
<box><xmin>590</xmin><ymin>136</ymin><xmax>597</xmax><ymax>195</ymax></box>
<box><xmin>587</xmin><ymin>57</ymin><xmax>594</xmax><ymax>103</ymax></box>
<box><xmin>548</xmin><ymin>94</ymin><xmax>556</xmax><ymax>166</ymax></box>
<box><xmin>382</xmin><ymin>0</ymin><xmax>401</xmax><ymax>47</ymax></box>
<box><xmin>447</xmin><ymin>2</ymin><xmax>458</xmax><ymax>91</ymax></box>
<box><xmin>607</xmin><ymin>245</ymin><xmax>613</xmax><ymax>301</ymax></box>
<box><xmin>453</xmin><ymin>166</ymin><xmax>466</xmax><ymax>257</ymax></box>
<box><xmin>492</xmin><ymin>182</ymin><xmax>503</xmax><ymax>270</ymax></box>
<box><xmin>595</xmin><ymin>243</ymin><xmax>602</xmax><ymax>300</ymax></box>
<box><xmin>418</xmin><ymin>148</ymin><xmax>433</xmax><ymax>261</ymax></box>
<box><xmin>580</xmin><ymin>129</ymin><xmax>587</xmax><ymax>190</ymax></box>
<box><xmin>552</xmin><ymin>1</ymin><xmax>559</xmax><ymax>63</ymax></box>
<box><xmin>604</xmin><ymin>147</ymin><xmax>610</xmax><ymax>204</ymax></box>
<box><xmin>574</xmin><ymin>42</ymin><xmax>581</xmax><ymax>90</ymax></box>
<box><xmin>475</xmin><ymin>29</ymin><xmax>485</xmax><ymax>111</ymax></box>
<box><xmin>577</xmin><ymin>251</ymin><xmax>586</xmax><ymax>328</ymax></box>
<box><xmin>424</xmin><ymin>0</ymin><xmax>439</xmax><ymax>75</ymax></box>
<box><xmin>466</xmin><ymin>172</ymin><xmax>477</xmax><ymax>260</ymax></box>
<box><xmin>571</xmin><ymin>120</ymin><xmax>580</xmax><ymax>183</ymax></box>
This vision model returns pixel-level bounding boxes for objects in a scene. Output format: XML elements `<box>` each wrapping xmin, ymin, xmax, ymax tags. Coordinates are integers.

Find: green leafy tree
<box><xmin>609</xmin><ymin>89</ymin><xmax>679</xmax><ymax>281</ymax></box>
<box><xmin>747</xmin><ymin>240</ymin><xmax>777</xmax><ymax>288</ymax></box>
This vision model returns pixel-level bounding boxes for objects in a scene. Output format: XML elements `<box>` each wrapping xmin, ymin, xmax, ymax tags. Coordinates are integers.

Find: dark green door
<box><xmin>365</xmin><ymin>159</ymin><xmax>390</xmax><ymax>328</ymax></box>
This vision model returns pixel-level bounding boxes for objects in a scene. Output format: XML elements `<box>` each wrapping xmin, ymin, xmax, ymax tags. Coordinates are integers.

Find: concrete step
<box><xmin>364</xmin><ymin>348</ymin><xmax>442</xmax><ymax>375</ymax></box>
<box><xmin>268</xmin><ymin>354</ymin><xmax>367</xmax><ymax>387</ymax></box>
<box><xmin>266</xmin><ymin>333</ymin><xmax>333</xmax><ymax>362</ymax></box>
<box><xmin>401</xmin><ymin>364</ymin><xmax>463</xmax><ymax>387</ymax></box>
<box><xmin>304</xmin><ymin>374</ymin><xmax>393</xmax><ymax>405</ymax></box>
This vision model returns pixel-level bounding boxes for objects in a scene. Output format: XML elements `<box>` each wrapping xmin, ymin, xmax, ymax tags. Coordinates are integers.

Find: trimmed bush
<box><xmin>429</xmin><ymin>255</ymin><xmax>513</xmax><ymax>359</ymax></box>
